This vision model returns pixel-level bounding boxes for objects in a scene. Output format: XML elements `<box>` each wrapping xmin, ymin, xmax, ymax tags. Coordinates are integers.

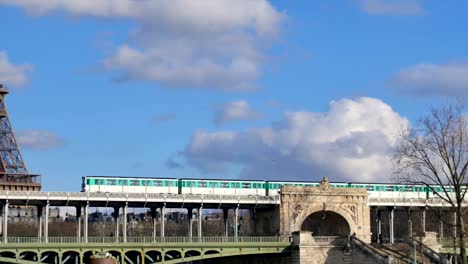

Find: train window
<box><xmin>242</xmin><ymin>182</ymin><xmax>250</xmax><ymax>189</ymax></box>
<box><xmin>142</xmin><ymin>180</ymin><xmax>150</xmax><ymax>186</ymax></box>
<box><xmin>118</xmin><ymin>180</ymin><xmax>127</xmax><ymax>186</ymax></box>
<box><xmin>198</xmin><ymin>181</ymin><xmax>207</xmax><ymax>188</ymax></box>
<box><xmin>220</xmin><ymin>182</ymin><xmax>229</xmax><ymax>188</ymax></box>
<box><xmin>130</xmin><ymin>180</ymin><xmax>139</xmax><ymax>186</ymax></box>
<box><xmin>154</xmin><ymin>181</ymin><xmax>162</xmax><ymax>187</ymax></box>
<box><xmin>107</xmin><ymin>179</ymin><xmax>116</xmax><ymax>185</ymax></box>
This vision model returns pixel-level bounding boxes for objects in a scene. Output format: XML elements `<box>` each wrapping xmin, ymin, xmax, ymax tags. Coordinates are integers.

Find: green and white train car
<box><xmin>82</xmin><ymin>176</ymin><xmax>455</xmax><ymax>198</ymax></box>
<box><xmin>82</xmin><ymin>176</ymin><xmax>179</xmax><ymax>194</ymax></box>
<box><xmin>266</xmin><ymin>181</ymin><xmax>320</xmax><ymax>196</ymax></box>
<box><xmin>178</xmin><ymin>178</ymin><xmax>266</xmax><ymax>196</ymax></box>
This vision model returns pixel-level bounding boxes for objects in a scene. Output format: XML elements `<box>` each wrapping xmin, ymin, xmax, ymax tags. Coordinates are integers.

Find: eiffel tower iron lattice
<box><xmin>0</xmin><ymin>84</ymin><xmax>40</xmax><ymax>191</ymax></box>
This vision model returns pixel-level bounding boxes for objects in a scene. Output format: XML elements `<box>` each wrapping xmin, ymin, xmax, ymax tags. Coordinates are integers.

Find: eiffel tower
<box><xmin>0</xmin><ymin>84</ymin><xmax>40</xmax><ymax>191</ymax></box>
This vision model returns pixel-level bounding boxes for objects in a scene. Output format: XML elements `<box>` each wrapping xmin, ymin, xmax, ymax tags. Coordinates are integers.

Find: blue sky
<box><xmin>0</xmin><ymin>0</ymin><xmax>466</xmax><ymax>191</ymax></box>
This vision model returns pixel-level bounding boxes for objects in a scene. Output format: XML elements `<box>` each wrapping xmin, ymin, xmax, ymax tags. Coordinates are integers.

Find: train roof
<box><xmin>83</xmin><ymin>176</ymin><xmax>178</xmax><ymax>180</ymax></box>
<box><xmin>83</xmin><ymin>176</ymin><xmax>434</xmax><ymax>186</ymax></box>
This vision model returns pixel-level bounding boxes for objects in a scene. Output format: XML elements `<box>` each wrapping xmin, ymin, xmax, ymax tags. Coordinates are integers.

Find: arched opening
<box><xmin>108</xmin><ymin>250</ymin><xmax>122</xmax><ymax>264</ymax></box>
<box><xmin>164</xmin><ymin>250</ymin><xmax>182</xmax><ymax>261</ymax></box>
<box><xmin>0</xmin><ymin>251</ymin><xmax>16</xmax><ymax>259</ymax></box>
<box><xmin>204</xmin><ymin>250</ymin><xmax>220</xmax><ymax>255</ymax></box>
<box><xmin>82</xmin><ymin>251</ymin><xmax>94</xmax><ymax>264</ymax></box>
<box><xmin>61</xmin><ymin>251</ymin><xmax>80</xmax><ymax>264</ymax></box>
<box><xmin>40</xmin><ymin>251</ymin><xmax>60</xmax><ymax>264</ymax></box>
<box><xmin>185</xmin><ymin>250</ymin><xmax>201</xmax><ymax>258</ymax></box>
<box><xmin>125</xmin><ymin>251</ymin><xmax>142</xmax><ymax>264</ymax></box>
<box><xmin>301</xmin><ymin>210</ymin><xmax>350</xmax><ymax>236</ymax></box>
<box><xmin>145</xmin><ymin>251</ymin><xmax>162</xmax><ymax>263</ymax></box>
<box><xmin>18</xmin><ymin>251</ymin><xmax>38</xmax><ymax>262</ymax></box>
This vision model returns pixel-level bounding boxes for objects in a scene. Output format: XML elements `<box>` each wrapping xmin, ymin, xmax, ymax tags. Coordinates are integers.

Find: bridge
<box><xmin>0</xmin><ymin>179</ymin><xmax>461</xmax><ymax>263</ymax></box>
<box><xmin>0</xmin><ymin>236</ymin><xmax>291</xmax><ymax>264</ymax></box>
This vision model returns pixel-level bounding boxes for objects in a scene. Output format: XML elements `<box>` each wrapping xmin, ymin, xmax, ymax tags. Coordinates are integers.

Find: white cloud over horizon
<box><xmin>390</xmin><ymin>62</ymin><xmax>468</xmax><ymax>97</ymax></box>
<box><xmin>214</xmin><ymin>100</ymin><xmax>262</xmax><ymax>125</ymax></box>
<box><xmin>0</xmin><ymin>51</ymin><xmax>33</xmax><ymax>87</ymax></box>
<box><xmin>0</xmin><ymin>0</ymin><xmax>285</xmax><ymax>91</ymax></box>
<box><xmin>182</xmin><ymin>97</ymin><xmax>409</xmax><ymax>182</ymax></box>
<box><xmin>17</xmin><ymin>130</ymin><xmax>65</xmax><ymax>150</ymax></box>
<box><xmin>357</xmin><ymin>0</ymin><xmax>424</xmax><ymax>16</ymax></box>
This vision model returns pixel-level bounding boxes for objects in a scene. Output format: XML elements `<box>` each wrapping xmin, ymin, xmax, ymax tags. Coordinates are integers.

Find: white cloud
<box><xmin>214</xmin><ymin>100</ymin><xmax>262</xmax><ymax>125</ymax></box>
<box><xmin>183</xmin><ymin>97</ymin><xmax>409</xmax><ymax>182</ymax></box>
<box><xmin>357</xmin><ymin>0</ymin><xmax>423</xmax><ymax>16</ymax></box>
<box><xmin>0</xmin><ymin>51</ymin><xmax>33</xmax><ymax>87</ymax></box>
<box><xmin>1</xmin><ymin>0</ymin><xmax>285</xmax><ymax>90</ymax></box>
<box><xmin>390</xmin><ymin>62</ymin><xmax>468</xmax><ymax>96</ymax></box>
<box><xmin>17</xmin><ymin>130</ymin><xmax>65</xmax><ymax>150</ymax></box>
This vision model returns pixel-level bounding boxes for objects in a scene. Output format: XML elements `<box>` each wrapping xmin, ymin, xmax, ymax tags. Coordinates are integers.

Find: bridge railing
<box><xmin>0</xmin><ymin>191</ymin><xmax>279</xmax><ymax>201</ymax></box>
<box><xmin>436</xmin><ymin>237</ymin><xmax>460</xmax><ymax>246</ymax></box>
<box><xmin>311</xmin><ymin>236</ymin><xmax>346</xmax><ymax>246</ymax></box>
<box><xmin>0</xmin><ymin>236</ymin><xmax>292</xmax><ymax>244</ymax></box>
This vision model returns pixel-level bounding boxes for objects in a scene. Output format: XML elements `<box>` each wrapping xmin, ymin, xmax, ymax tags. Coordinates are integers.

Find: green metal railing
<box><xmin>0</xmin><ymin>236</ymin><xmax>291</xmax><ymax>244</ymax></box>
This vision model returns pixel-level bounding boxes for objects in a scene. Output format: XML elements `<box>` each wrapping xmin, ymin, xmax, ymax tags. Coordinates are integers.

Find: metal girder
<box><xmin>0</xmin><ymin>256</ymin><xmax>45</xmax><ymax>264</ymax></box>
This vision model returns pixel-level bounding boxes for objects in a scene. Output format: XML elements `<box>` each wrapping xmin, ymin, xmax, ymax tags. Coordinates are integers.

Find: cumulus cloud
<box><xmin>214</xmin><ymin>100</ymin><xmax>262</xmax><ymax>125</ymax></box>
<box><xmin>1</xmin><ymin>0</ymin><xmax>285</xmax><ymax>90</ymax></box>
<box><xmin>0</xmin><ymin>51</ymin><xmax>33</xmax><ymax>87</ymax></box>
<box><xmin>357</xmin><ymin>0</ymin><xmax>424</xmax><ymax>16</ymax></box>
<box><xmin>152</xmin><ymin>113</ymin><xmax>176</xmax><ymax>124</ymax></box>
<box><xmin>390</xmin><ymin>62</ymin><xmax>468</xmax><ymax>97</ymax></box>
<box><xmin>183</xmin><ymin>97</ymin><xmax>409</xmax><ymax>182</ymax></box>
<box><xmin>16</xmin><ymin>130</ymin><xmax>65</xmax><ymax>150</ymax></box>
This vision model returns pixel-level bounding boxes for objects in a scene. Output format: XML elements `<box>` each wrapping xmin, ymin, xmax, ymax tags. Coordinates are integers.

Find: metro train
<box><xmin>81</xmin><ymin>176</ymin><xmax>450</xmax><ymax>199</ymax></box>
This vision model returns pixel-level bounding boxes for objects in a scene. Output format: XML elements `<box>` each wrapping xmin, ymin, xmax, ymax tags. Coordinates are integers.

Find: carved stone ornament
<box><xmin>319</xmin><ymin>176</ymin><xmax>332</xmax><ymax>191</ymax></box>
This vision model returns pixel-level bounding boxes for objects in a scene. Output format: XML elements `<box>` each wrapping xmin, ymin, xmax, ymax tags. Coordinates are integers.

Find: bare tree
<box><xmin>394</xmin><ymin>103</ymin><xmax>468</xmax><ymax>264</ymax></box>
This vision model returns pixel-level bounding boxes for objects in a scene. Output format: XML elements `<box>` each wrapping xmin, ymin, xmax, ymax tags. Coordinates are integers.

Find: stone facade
<box><xmin>280</xmin><ymin>177</ymin><xmax>371</xmax><ymax>241</ymax></box>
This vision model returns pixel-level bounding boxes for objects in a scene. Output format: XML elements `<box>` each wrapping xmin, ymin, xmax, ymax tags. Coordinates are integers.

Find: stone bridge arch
<box><xmin>280</xmin><ymin>177</ymin><xmax>371</xmax><ymax>241</ymax></box>
<box><xmin>301</xmin><ymin>210</ymin><xmax>351</xmax><ymax>236</ymax></box>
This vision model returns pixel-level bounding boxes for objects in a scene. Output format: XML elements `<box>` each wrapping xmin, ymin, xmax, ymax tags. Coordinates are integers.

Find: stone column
<box><xmin>453</xmin><ymin>211</ymin><xmax>457</xmax><ymax>238</ymax></box>
<box><xmin>439</xmin><ymin>218</ymin><xmax>444</xmax><ymax>238</ymax></box>
<box><xmin>376</xmin><ymin>208</ymin><xmax>382</xmax><ymax>243</ymax></box>
<box><xmin>83</xmin><ymin>203</ymin><xmax>89</xmax><ymax>243</ymax></box>
<box><xmin>83</xmin><ymin>202</ymin><xmax>89</xmax><ymax>243</ymax></box>
<box><xmin>150</xmin><ymin>207</ymin><xmax>157</xmax><ymax>241</ymax></box>
<box><xmin>252</xmin><ymin>208</ymin><xmax>257</xmax><ymax>235</ymax></box>
<box><xmin>160</xmin><ymin>205</ymin><xmax>166</xmax><ymax>238</ymax></box>
<box><xmin>422</xmin><ymin>207</ymin><xmax>426</xmax><ymax>235</ymax></box>
<box><xmin>407</xmin><ymin>208</ymin><xmax>412</xmax><ymax>237</ymax></box>
<box><xmin>388</xmin><ymin>207</ymin><xmax>394</xmax><ymax>244</ymax></box>
<box><xmin>122</xmin><ymin>203</ymin><xmax>128</xmax><ymax>243</ymax></box>
<box><xmin>44</xmin><ymin>202</ymin><xmax>49</xmax><ymax>242</ymax></box>
<box><xmin>37</xmin><ymin>205</ymin><xmax>43</xmax><ymax>241</ymax></box>
<box><xmin>2</xmin><ymin>201</ymin><xmax>8</xmax><ymax>242</ymax></box>
<box><xmin>75</xmin><ymin>206</ymin><xmax>81</xmax><ymax>242</ymax></box>
<box><xmin>113</xmin><ymin>207</ymin><xmax>120</xmax><ymax>242</ymax></box>
<box><xmin>197</xmin><ymin>206</ymin><xmax>203</xmax><ymax>238</ymax></box>
<box><xmin>223</xmin><ymin>208</ymin><xmax>229</xmax><ymax>237</ymax></box>
<box><xmin>234</xmin><ymin>206</ymin><xmax>239</xmax><ymax>238</ymax></box>
<box><xmin>187</xmin><ymin>208</ymin><xmax>193</xmax><ymax>238</ymax></box>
